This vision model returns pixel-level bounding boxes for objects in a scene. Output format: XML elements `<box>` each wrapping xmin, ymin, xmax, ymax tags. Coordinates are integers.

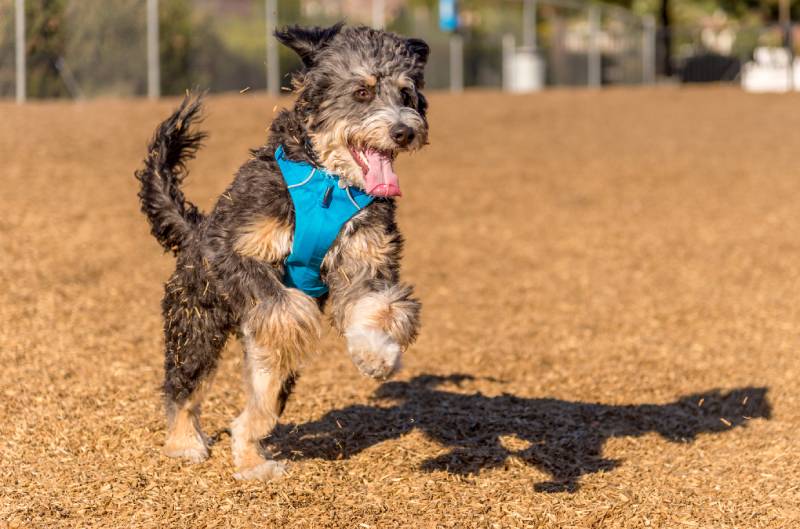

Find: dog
<box><xmin>134</xmin><ymin>23</ymin><xmax>429</xmax><ymax>480</ymax></box>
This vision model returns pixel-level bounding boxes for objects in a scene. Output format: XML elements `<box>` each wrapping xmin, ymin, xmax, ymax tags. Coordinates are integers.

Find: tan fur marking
<box><xmin>245</xmin><ymin>288</ymin><xmax>322</xmax><ymax>376</ymax></box>
<box><xmin>364</xmin><ymin>74</ymin><xmax>378</xmax><ymax>87</ymax></box>
<box><xmin>310</xmin><ymin>122</ymin><xmax>365</xmax><ymax>188</ymax></box>
<box><xmin>347</xmin><ymin>294</ymin><xmax>394</xmax><ymax>330</ymax></box>
<box><xmin>231</xmin><ymin>349</ymin><xmax>288</xmax><ymax>480</ymax></box>
<box><xmin>347</xmin><ymin>228</ymin><xmax>394</xmax><ymax>271</ymax></box>
<box><xmin>163</xmin><ymin>405</ymin><xmax>206</xmax><ymax>461</ymax></box>
<box><xmin>234</xmin><ymin>440</ymin><xmax>269</xmax><ymax>472</ymax></box>
<box><xmin>163</xmin><ymin>379</ymin><xmax>213</xmax><ymax>462</ymax></box>
<box><xmin>345</xmin><ymin>286</ymin><xmax>419</xmax><ymax>347</ymax></box>
<box><xmin>323</xmin><ymin>221</ymin><xmax>395</xmax><ymax>279</ymax></box>
<box><xmin>234</xmin><ymin>216</ymin><xmax>292</xmax><ymax>262</ymax></box>
<box><xmin>368</xmin><ymin>305</ymin><xmax>394</xmax><ymax>330</ymax></box>
<box><xmin>395</xmin><ymin>75</ymin><xmax>414</xmax><ymax>89</ymax></box>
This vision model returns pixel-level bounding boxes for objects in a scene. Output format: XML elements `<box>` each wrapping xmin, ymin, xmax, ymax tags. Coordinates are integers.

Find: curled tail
<box><xmin>135</xmin><ymin>94</ymin><xmax>206</xmax><ymax>255</ymax></box>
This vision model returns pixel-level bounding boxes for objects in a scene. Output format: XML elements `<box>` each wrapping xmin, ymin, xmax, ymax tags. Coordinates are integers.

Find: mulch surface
<box><xmin>1</xmin><ymin>87</ymin><xmax>799</xmax><ymax>528</ymax></box>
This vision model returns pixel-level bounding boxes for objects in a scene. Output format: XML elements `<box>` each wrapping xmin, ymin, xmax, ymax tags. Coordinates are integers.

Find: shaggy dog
<box><xmin>135</xmin><ymin>24</ymin><xmax>429</xmax><ymax>480</ymax></box>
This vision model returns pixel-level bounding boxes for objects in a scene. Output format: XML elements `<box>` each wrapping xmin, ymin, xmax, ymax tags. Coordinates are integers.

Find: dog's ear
<box><xmin>406</xmin><ymin>38</ymin><xmax>430</xmax><ymax>66</ymax></box>
<box><xmin>274</xmin><ymin>23</ymin><xmax>344</xmax><ymax>67</ymax></box>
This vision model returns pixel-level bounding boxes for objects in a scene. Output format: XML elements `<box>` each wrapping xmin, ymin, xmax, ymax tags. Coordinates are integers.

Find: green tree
<box><xmin>24</xmin><ymin>0</ymin><xmax>68</xmax><ymax>98</ymax></box>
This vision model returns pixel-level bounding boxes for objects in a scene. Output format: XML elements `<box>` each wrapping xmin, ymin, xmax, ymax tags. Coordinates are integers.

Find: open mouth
<box><xmin>349</xmin><ymin>146</ymin><xmax>402</xmax><ymax>197</ymax></box>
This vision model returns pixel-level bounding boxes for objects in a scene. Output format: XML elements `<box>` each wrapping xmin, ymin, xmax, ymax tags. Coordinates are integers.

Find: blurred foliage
<box><xmin>2</xmin><ymin>0</ymin><xmax>799</xmax><ymax>99</ymax></box>
<box><xmin>26</xmin><ymin>0</ymin><xmax>68</xmax><ymax>97</ymax></box>
<box><xmin>633</xmin><ymin>0</ymin><xmax>791</xmax><ymax>23</ymax></box>
<box><xmin>159</xmin><ymin>0</ymin><xmax>265</xmax><ymax>95</ymax></box>
<box><xmin>0</xmin><ymin>0</ymin><xmax>270</xmax><ymax>98</ymax></box>
<box><xmin>398</xmin><ymin>0</ymin><xmax>799</xmax><ymax>23</ymax></box>
<box><xmin>64</xmin><ymin>0</ymin><xmax>146</xmax><ymax>96</ymax></box>
<box><xmin>0</xmin><ymin>0</ymin><xmax>69</xmax><ymax>97</ymax></box>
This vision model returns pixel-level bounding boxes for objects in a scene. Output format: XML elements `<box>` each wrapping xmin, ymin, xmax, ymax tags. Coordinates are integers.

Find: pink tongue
<box><xmin>363</xmin><ymin>149</ymin><xmax>401</xmax><ymax>197</ymax></box>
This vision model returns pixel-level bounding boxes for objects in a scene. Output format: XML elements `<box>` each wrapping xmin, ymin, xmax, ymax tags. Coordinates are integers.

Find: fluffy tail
<box><xmin>135</xmin><ymin>94</ymin><xmax>206</xmax><ymax>254</ymax></box>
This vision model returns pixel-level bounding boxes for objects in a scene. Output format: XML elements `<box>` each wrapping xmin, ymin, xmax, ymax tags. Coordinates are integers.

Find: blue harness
<box><xmin>276</xmin><ymin>145</ymin><xmax>374</xmax><ymax>297</ymax></box>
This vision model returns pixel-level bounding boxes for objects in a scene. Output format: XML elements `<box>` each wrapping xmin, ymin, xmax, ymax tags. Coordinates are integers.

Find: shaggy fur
<box><xmin>135</xmin><ymin>24</ymin><xmax>428</xmax><ymax>480</ymax></box>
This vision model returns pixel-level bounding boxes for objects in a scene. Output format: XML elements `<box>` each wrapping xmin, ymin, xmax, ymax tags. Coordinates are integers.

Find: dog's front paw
<box><xmin>345</xmin><ymin>327</ymin><xmax>402</xmax><ymax>379</ymax></box>
<box><xmin>233</xmin><ymin>460</ymin><xmax>287</xmax><ymax>481</ymax></box>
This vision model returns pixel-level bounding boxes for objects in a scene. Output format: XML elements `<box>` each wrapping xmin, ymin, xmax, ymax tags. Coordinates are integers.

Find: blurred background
<box><xmin>0</xmin><ymin>0</ymin><xmax>798</xmax><ymax>100</ymax></box>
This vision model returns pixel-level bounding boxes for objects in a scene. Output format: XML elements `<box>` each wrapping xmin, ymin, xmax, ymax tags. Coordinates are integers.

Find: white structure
<box><xmin>742</xmin><ymin>47</ymin><xmax>800</xmax><ymax>93</ymax></box>
<box><xmin>503</xmin><ymin>40</ymin><xmax>546</xmax><ymax>93</ymax></box>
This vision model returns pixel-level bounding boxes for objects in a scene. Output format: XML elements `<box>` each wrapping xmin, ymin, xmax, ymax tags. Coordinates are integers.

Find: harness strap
<box><xmin>275</xmin><ymin>146</ymin><xmax>374</xmax><ymax>297</ymax></box>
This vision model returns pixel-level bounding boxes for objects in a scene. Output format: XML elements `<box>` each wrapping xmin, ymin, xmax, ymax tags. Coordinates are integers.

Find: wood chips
<box><xmin>1</xmin><ymin>88</ymin><xmax>799</xmax><ymax>528</ymax></box>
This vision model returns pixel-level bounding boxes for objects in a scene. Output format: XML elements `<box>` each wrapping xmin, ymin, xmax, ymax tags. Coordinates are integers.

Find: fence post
<box><xmin>15</xmin><ymin>0</ymin><xmax>25</xmax><ymax>103</ymax></box>
<box><xmin>587</xmin><ymin>5</ymin><xmax>601</xmax><ymax>87</ymax></box>
<box><xmin>146</xmin><ymin>0</ymin><xmax>160</xmax><ymax>99</ymax></box>
<box><xmin>502</xmin><ymin>34</ymin><xmax>515</xmax><ymax>92</ymax></box>
<box><xmin>780</xmin><ymin>0</ymin><xmax>793</xmax><ymax>91</ymax></box>
<box><xmin>523</xmin><ymin>0</ymin><xmax>537</xmax><ymax>49</ymax></box>
<box><xmin>642</xmin><ymin>15</ymin><xmax>656</xmax><ymax>84</ymax></box>
<box><xmin>265</xmin><ymin>0</ymin><xmax>279</xmax><ymax>95</ymax></box>
<box><xmin>449</xmin><ymin>34</ymin><xmax>464</xmax><ymax>93</ymax></box>
<box><xmin>372</xmin><ymin>0</ymin><xmax>385</xmax><ymax>29</ymax></box>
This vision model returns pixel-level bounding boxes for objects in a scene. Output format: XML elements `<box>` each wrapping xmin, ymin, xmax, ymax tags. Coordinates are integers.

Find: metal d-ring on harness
<box><xmin>275</xmin><ymin>145</ymin><xmax>374</xmax><ymax>298</ymax></box>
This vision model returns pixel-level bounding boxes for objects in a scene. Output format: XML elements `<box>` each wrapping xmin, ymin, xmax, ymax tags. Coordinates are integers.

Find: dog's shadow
<box><xmin>269</xmin><ymin>374</ymin><xmax>770</xmax><ymax>492</ymax></box>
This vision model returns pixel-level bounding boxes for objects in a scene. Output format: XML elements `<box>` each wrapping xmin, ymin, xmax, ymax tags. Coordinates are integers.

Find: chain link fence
<box><xmin>2</xmin><ymin>0</ymin><xmax>658</xmax><ymax>101</ymax></box>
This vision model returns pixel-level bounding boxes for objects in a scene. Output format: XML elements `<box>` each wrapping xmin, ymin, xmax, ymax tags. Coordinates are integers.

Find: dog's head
<box><xmin>276</xmin><ymin>24</ymin><xmax>430</xmax><ymax>197</ymax></box>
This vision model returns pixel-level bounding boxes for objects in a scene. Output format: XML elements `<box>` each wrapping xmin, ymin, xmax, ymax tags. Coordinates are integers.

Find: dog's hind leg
<box><xmin>162</xmin><ymin>267</ymin><xmax>232</xmax><ymax>463</ymax></box>
<box><xmin>230</xmin><ymin>346</ymin><xmax>297</xmax><ymax>480</ymax></box>
<box><xmin>231</xmin><ymin>289</ymin><xmax>320</xmax><ymax>480</ymax></box>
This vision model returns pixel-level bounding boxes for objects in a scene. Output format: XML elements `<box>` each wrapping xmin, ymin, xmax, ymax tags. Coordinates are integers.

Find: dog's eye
<box><xmin>353</xmin><ymin>87</ymin><xmax>373</xmax><ymax>103</ymax></box>
<box><xmin>401</xmin><ymin>88</ymin><xmax>415</xmax><ymax>107</ymax></box>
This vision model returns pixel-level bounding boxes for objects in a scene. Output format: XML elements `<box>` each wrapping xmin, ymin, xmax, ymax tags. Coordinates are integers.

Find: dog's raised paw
<box><xmin>233</xmin><ymin>460</ymin><xmax>287</xmax><ymax>481</ymax></box>
<box><xmin>345</xmin><ymin>327</ymin><xmax>402</xmax><ymax>379</ymax></box>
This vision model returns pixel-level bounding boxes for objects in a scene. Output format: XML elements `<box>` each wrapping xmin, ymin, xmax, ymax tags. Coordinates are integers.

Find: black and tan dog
<box><xmin>135</xmin><ymin>24</ymin><xmax>429</xmax><ymax>480</ymax></box>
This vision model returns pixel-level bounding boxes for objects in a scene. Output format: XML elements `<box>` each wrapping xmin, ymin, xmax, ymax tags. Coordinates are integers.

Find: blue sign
<box><xmin>439</xmin><ymin>0</ymin><xmax>458</xmax><ymax>32</ymax></box>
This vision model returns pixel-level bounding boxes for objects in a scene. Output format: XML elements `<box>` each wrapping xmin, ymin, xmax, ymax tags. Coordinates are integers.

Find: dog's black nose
<box><xmin>390</xmin><ymin>124</ymin><xmax>415</xmax><ymax>147</ymax></box>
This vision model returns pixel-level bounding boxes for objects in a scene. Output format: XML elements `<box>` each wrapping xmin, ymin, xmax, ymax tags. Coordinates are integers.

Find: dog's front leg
<box><xmin>324</xmin><ymin>217</ymin><xmax>421</xmax><ymax>379</ymax></box>
<box><xmin>338</xmin><ymin>283</ymin><xmax>420</xmax><ymax>378</ymax></box>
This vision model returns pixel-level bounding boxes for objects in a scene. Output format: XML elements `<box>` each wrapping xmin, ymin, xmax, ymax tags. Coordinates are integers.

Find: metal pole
<box><xmin>779</xmin><ymin>0</ymin><xmax>793</xmax><ymax>91</ymax></box>
<box><xmin>588</xmin><ymin>5</ymin><xmax>601</xmax><ymax>87</ymax></box>
<box><xmin>266</xmin><ymin>0</ymin><xmax>279</xmax><ymax>95</ymax></box>
<box><xmin>449</xmin><ymin>33</ymin><xmax>464</xmax><ymax>93</ymax></box>
<box><xmin>372</xmin><ymin>0</ymin><xmax>385</xmax><ymax>30</ymax></box>
<box><xmin>502</xmin><ymin>33</ymin><xmax>515</xmax><ymax>92</ymax></box>
<box><xmin>146</xmin><ymin>0</ymin><xmax>160</xmax><ymax>99</ymax></box>
<box><xmin>642</xmin><ymin>15</ymin><xmax>656</xmax><ymax>84</ymax></box>
<box><xmin>523</xmin><ymin>0</ymin><xmax>537</xmax><ymax>50</ymax></box>
<box><xmin>15</xmin><ymin>0</ymin><xmax>25</xmax><ymax>104</ymax></box>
